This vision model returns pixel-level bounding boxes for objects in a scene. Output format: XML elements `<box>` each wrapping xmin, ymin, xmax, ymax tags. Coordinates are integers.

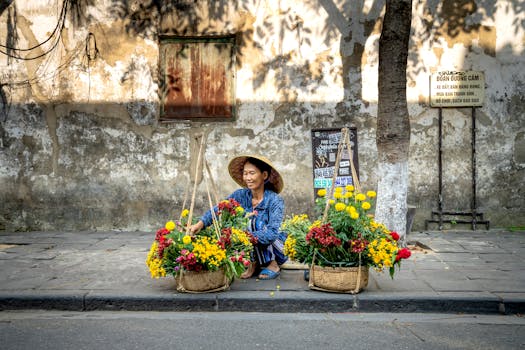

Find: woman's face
<box><xmin>243</xmin><ymin>162</ymin><xmax>268</xmax><ymax>192</ymax></box>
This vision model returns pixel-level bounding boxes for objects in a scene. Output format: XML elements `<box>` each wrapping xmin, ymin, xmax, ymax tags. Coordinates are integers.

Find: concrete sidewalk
<box><xmin>0</xmin><ymin>229</ymin><xmax>524</xmax><ymax>314</ymax></box>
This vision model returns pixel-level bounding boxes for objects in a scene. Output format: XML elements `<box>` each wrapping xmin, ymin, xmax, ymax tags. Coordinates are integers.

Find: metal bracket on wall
<box><xmin>425</xmin><ymin>107</ymin><xmax>490</xmax><ymax>230</ymax></box>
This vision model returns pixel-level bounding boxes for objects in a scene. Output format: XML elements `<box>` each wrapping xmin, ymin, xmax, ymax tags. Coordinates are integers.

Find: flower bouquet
<box><xmin>282</xmin><ymin>185</ymin><xmax>411</xmax><ymax>293</ymax></box>
<box><xmin>146</xmin><ymin>198</ymin><xmax>256</xmax><ymax>292</ymax></box>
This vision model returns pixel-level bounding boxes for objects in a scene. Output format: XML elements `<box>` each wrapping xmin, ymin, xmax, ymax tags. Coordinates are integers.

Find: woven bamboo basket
<box><xmin>309</xmin><ymin>265</ymin><xmax>369</xmax><ymax>294</ymax></box>
<box><xmin>176</xmin><ymin>268</ymin><xmax>231</xmax><ymax>293</ymax></box>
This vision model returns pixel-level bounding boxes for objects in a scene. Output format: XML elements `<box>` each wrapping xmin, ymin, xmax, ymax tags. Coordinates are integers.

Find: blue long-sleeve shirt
<box><xmin>200</xmin><ymin>188</ymin><xmax>285</xmax><ymax>245</ymax></box>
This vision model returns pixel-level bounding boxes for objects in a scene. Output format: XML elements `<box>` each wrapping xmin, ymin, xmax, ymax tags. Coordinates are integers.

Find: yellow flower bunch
<box><xmin>370</xmin><ymin>220</ymin><xmax>389</xmax><ymax>234</ymax></box>
<box><xmin>283</xmin><ymin>236</ymin><xmax>297</xmax><ymax>261</ymax></box>
<box><xmin>192</xmin><ymin>236</ymin><xmax>227</xmax><ymax>269</ymax></box>
<box><xmin>231</xmin><ymin>227</ymin><xmax>252</xmax><ymax>247</ymax></box>
<box><xmin>147</xmin><ymin>200</ymin><xmax>254</xmax><ymax>280</ymax></box>
<box><xmin>284</xmin><ymin>214</ymin><xmax>309</xmax><ymax>227</ymax></box>
<box><xmin>309</xmin><ymin>220</ymin><xmax>322</xmax><ymax>230</ymax></box>
<box><xmin>367</xmin><ymin>238</ymin><xmax>398</xmax><ymax>270</ymax></box>
<box><xmin>146</xmin><ymin>241</ymin><xmax>166</xmax><ymax>278</ymax></box>
<box><xmin>281</xmin><ymin>214</ymin><xmax>314</xmax><ymax>263</ymax></box>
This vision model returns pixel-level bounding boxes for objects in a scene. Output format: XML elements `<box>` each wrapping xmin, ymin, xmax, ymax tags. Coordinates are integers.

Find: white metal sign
<box><xmin>430</xmin><ymin>71</ymin><xmax>485</xmax><ymax>107</ymax></box>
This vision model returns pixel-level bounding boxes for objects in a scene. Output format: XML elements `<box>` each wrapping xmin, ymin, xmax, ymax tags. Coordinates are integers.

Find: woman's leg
<box><xmin>256</xmin><ymin>233</ymin><xmax>288</xmax><ymax>279</ymax></box>
<box><xmin>240</xmin><ymin>261</ymin><xmax>258</xmax><ymax>279</ymax></box>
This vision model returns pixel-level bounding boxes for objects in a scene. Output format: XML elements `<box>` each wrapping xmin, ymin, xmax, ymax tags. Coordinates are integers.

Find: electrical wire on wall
<box><xmin>0</xmin><ymin>0</ymin><xmax>69</xmax><ymax>60</ymax></box>
<box><xmin>85</xmin><ymin>32</ymin><xmax>99</xmax><ymax>102</ymax></box>
<box><xmin>0</xmin><ymin>0</ymin><xmax>99</xmax><ymax>116</ymax></box>
<box><xmin>0</xmin><ymin>0</ymin><xmax>70</xmax><ymax>120</ymax></box>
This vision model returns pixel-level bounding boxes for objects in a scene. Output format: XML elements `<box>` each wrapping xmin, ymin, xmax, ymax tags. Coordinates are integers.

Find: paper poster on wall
<box><xmin>311</xmin><ymin>128</ymin><xmax>359</xmax><ymax>199</ymax></box>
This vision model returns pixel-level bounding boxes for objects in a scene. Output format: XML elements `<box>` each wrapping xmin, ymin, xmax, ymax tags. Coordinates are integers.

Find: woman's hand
<box><xmin>188</xmin><ymin>220</ymin><xmax>204</xmax><ymax>235</ymax></box>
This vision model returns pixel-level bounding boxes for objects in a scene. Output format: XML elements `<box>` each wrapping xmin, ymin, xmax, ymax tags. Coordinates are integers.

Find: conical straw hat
<box><xmin>228</xmin><ymin>155</ymin><xmax>284</xmax><ymax>194</ymax></box>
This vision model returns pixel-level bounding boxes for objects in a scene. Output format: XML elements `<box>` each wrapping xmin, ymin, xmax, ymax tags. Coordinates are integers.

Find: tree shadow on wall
<box><xmin>109</xmin><ymin>0</ymin><xmax>339</xmax><ymax>104</ymax></box>
<box><xmin>107</xmin><ymin>0</ymin><xmax>524</xmax><ymax>116</ymax></box>
<box><xmin>1</xmin><ymin>0</ymin><xmax>523</xmax><ymax>120</ymax></box>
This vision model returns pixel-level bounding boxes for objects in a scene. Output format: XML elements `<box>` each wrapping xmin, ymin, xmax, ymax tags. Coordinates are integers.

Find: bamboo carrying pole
<box><xmin>204</xmin><ymin>162</ymin><xmax>221</xmax><ymax>240</ymax></box>
<box><xmin>185</xmin><ymin>134</ymin><xmax>205</xmax><ymax>235</ymax></box>
<box><xmin>183</xmin><ymin>133</ymin><xmax>222</xmax><ymax>240</ymax></box>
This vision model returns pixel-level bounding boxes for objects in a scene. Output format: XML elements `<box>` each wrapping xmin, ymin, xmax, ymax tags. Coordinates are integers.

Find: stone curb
<box><xmin>1</xmin><ymin>291</ymin><xmax>524</xmax><ymax>315</ymax></box>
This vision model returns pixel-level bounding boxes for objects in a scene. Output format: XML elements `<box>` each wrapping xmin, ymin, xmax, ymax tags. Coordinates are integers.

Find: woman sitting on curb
<box><xmin>189</xmin><ymin>155</ymin><xmax>287</xmax><ymax>280</ymax></box>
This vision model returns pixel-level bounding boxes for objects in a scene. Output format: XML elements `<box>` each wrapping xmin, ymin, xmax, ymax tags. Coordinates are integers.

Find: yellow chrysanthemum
<box><xmin>182</xmin><ymin>235</ymin><xmax>192</xmax><ymax>245</ymax></box>
<box><xmin>350</xmin><ymin>211</ymin><xmax>359</xmax><ymax>220</ymax></box>
<box><xmin>335</xmin><ymin>187</ymin><xmax>343</xmax><ymax>193</ymax></box>
<box><xmin>335</xmin><ymin>202</ymin><xmax>346</xmax><ymax>212</ymax></box>
<box><xmin>282</xmin><ymin>214</ymin><xmax>310</xmax><ymax>231</ymax></box>
<box><xmin>284</xmin><ymin>236</ymin><xmax>297</xmax><ymax>260</ymax></box>
<box><xmin>328</xmin><ymin>199</ymin><xmax>335</xmax><ymax>205</ymax></box>
<box><xmin>344</xmin><ymin>191</ymin><xmax>353</xmax><ymax>198</ymax></box>
<box><xmin>192</xmin><ymin>236</ymin><xmax>226</xmax><ymax>268</ymax></box>
<box><xmin>146</xmin><ymin>241</ymin><xmax>166</xmax><ymax>278</ymax></box>
<box><xmin>366</xmin><ymin>191</ymin><xmax>377</xmax><ymax>198</ymax></box>
<box><xmin>355</xmin><ymin>193</ymin><xmax>366</xmax><ymax>201</ymax></box>
<box><xmin>333</xmin><ymin>192</ymin><xmax>343</xmax><ymax>199</ymax></box>
<box><xmin>235</xmin><ymin>206</ymin><xmax>245</xmax><ymax>214</ymax></box>
<box><xmin>309</xmin><ymin>220</ymin><xmax>322</xmax><ymax>230</ymax></box>
<box><xmin>181</xmin><ymin>209</ymin><xmax>189</xmax><ymax>218</ymax></box>
<box><xmin>165</xmin><ymin>221</ymin><xmax>176</xmax><ymax>231</ymax></box>
<box><xmin>231</xmin><ymin>227</ymin><xmax>252</xmax><ymax>247</ymax></box>
<box><xmin>367</xmin><ymin>238</ymin><xmax>398</xmax><ymax>271</ymax></box>
<box><xmin>317</xmin><ymin>189</ymin><xmax>327</xmax><ymax>197</ymax></box>
<box><xmin>362</xmin><ymin>202</ymin><xmax>371</xmax><ymax>210</ymax></box>
<box><xmin>346</xmin><ymin>205</ymin><xmax>357</xmax><ymax>214</ymax></box>
<box><xmin>345</xmin><ymin>185</ymin><xmax>355</xmax><ymax>192</ymax></box>
<box><xmin>292</xmin><ymin>214</ymin><xmax>309</xmax><ymax>223</ymax></box>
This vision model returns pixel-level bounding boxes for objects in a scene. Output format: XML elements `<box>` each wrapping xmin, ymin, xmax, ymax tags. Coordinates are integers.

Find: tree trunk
<box><xmin>375</xmin><ymin>0</ymin><xmax>412</xmax><ymax>242</ymax></box>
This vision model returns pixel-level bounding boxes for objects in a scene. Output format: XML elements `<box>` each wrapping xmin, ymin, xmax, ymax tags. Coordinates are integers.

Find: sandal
<box><xmin>258</xmin><ymin>268</ymin><xmax>280</xmax><ymax>280</ymax></box>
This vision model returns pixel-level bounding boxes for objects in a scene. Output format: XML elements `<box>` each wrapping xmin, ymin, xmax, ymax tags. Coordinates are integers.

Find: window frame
<box><xmin>158</xmin><ymin>35</ymin><xmax>236</xmax><ymax>122</ymax></box>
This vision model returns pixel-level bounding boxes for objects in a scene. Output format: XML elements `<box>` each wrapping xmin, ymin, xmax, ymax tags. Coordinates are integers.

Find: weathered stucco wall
<box><xmin>0</xmin><ymin>0</ymin><xmax>523</xmax><ymax>231</ymax></box>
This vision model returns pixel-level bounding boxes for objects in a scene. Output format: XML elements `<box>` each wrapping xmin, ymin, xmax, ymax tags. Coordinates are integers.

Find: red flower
<box><xmin>395</xmin><ymin>247</ymin><xmax>411</xmax><ymax>261</ymax></box>
<box><xmin>306</xmin><ymin>223</ymin><xmax>342</xmax><ymax>248</ymax></box>
<box><xmin>350</xmin><ymin>240</ymin><xmax>368</xmax><ymax>253</ymax></box>
<box><xmin>218</xmin><ymin>198</ymin><xmax>242</xmax><ymax>215</ymax></box>
<box><xmin>218</xmin><ymin>227</ymin><xmax>232</xmax><ymax>249</ymax></box>
<box><xmin>156</xmin><ymin>228</ymin><xmax>172</xmax><ymax>257</ymax></box>
<box><xmin>348</xmin><ymin>233</ymin><xmax>368</xmax><ymax>253</ymax></box>
<box><xmin>155</xmin><ymin>228</ymin><xmax>169</xmax><ymax>241</ymax></box>
<box><xmin>390</xmin><ymin>231</ymin><xmax>400</xmax><ymax>241</ymax></box>
<box><xmin>176</xmin><ymin>250</ymin><xmax>202</xmax><ymax>272</ymax></box>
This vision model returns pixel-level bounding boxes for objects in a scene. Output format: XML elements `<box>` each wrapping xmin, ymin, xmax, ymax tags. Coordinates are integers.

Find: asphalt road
<box><xmin>1</xmin><ymin>311</ymin><xmax>524</xmax><ymax>350</ymax></box>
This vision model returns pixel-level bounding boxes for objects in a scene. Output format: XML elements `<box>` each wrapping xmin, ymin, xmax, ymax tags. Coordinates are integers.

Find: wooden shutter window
<box><xmin>160</xmin><ymin>37</ymin><xmax>235</xmax><ymax>120</ymax></box>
